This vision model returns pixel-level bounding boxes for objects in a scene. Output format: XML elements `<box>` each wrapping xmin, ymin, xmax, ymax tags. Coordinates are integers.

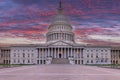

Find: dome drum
<box><xmin>47</xmin><ymin>32</ymin><xmax>74</xmax><ymax>43</ymax></box>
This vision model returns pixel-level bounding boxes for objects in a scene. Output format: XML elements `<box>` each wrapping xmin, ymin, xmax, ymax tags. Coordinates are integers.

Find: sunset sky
<box><xmin>0</xmin><ymin>0</ymin><xmax>120</xmax><ymax>45</ymax></box>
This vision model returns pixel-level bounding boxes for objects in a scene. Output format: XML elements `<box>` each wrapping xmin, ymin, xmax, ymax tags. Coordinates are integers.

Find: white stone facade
<box><xmin>0</xmin><ymin>1</ymin><xmax>112</xmax><ymax>65</ymax></box>
<box><xmin>9</xmin><ymin>46</ymin><xmax>111</xmax><ymax>65</ymax></box>
<box><xmin>11</xmin><ymin>47</ymin><xmax>37</xmax><ymax>64</ymax></box>
<box><xmin>83</xmin><ymin>47</ymin><xmax>111</xmax><ymax>64</ymax></box>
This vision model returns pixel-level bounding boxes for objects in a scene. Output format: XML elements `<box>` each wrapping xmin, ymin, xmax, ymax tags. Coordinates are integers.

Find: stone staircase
<box><xmin>52</xmin><ymin>58</ymin><xmax>69</xmax><ymax>64</ymax></box>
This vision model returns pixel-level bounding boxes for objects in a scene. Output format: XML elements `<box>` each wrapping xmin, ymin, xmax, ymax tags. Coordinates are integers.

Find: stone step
<box><xmin>52</xmin><ymin>58</ymin><xmax>69</xmax><ymax>64</ymax></box>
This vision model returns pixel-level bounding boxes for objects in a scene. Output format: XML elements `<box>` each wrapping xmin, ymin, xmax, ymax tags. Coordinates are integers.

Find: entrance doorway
<box><xmin>59</xmin><ymin>54</ymin><xmax>62</xmax><ymax>58</ymax></box>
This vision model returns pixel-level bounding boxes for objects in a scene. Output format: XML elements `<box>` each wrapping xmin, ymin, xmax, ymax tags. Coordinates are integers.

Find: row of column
<box><xmin>111</xmin><ymin>50</ymin><xmax>120</xmax><ymax>64</ymax></box>
<box><xmin>111</xmin><ymin>50</ymin><xmax>120</xmax><ymax>58</ymax></box>
<box><xmin>47</xmin><ymin>33</ymin><xmax>74</xmax><ymax>42</ymax></box>
<box><xmin>75</xmin><ymin>60</ymin><xmax>84</xmax><ymax>64</ymax></box>
<box><xmin>0</xmin><ymin>50</ymin><xmax>10</xmax><ymax>64</ymax></box>
<box><xmin>37</xmin><ymin>48</ymin><xmax>83</xmax><ymax>59</ymax></box>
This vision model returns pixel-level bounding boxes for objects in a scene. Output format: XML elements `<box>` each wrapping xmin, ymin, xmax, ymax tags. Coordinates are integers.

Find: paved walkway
<box><xmin>0</xmin><ymin>65</ymin><xmax>120</xmax><ymax>80</ymax></box>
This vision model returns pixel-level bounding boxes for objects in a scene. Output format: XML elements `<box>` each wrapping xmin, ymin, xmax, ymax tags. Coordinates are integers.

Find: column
<box><xmin>67</xmin><ymin>34</ymin><xmax>68</xmax><ymax>40</ymax></box>
<box><xmin>79</xmin><ymin>48</ymin><xmax>81</xmax><ymax>58</ymax></box>
<box><xmin>63</xmin><ymin>33</ymin><xmax>65</xmax><ymax>40</ymax></box>
<box><xmin>45</xmin><ymin>48</ymin><xmax>46</xmax><ymax>58</ymax></box>
<box><xmin>49</xmin><ymin>35</ymin><xmax>51</xmax><ymax>41</ymax></box>
<box><xmin>54</xmin><ymin>33</ymin><xmax>55</xmax><ymax>40</ymax></box>
<box><xmin>68</xmin><ymin>34</ymin><xmax>70</xmax><ymax>41</ymax></box>
<box><xmin>66</xmin><ymin>48</ymin><xmax>67</xmax><ymax>58</ymax></box>
<box><xmin>74</xmin><ymin>48</ymin><xmax>75</xmax><ymax>58</ymax></box>
<box><xmin>51</xmin><ymin>34</ymin><xmax>52</xmax><ymax>40</ymax></box>
<box><xmin>77</xmin><ymin>48</ymin><xmax>79</xmax><ymax>64</ymax></box>
<box><xmin>4</xmin><ymin>50</ymin><xmax>5</xmax><ymax>64</ymax></box>
<box><xmin>37</xmin><ymin>49</ymin><xmax>39</xmax><ymax>64</ymax></box>
<box><xmin>53</xmin><ymin>34</ymin><xmax>54</xmax><ymax>40</ymax></box>
<box><xmin>55</xmin><ymin>48</ymin><xmax>56</xmax><ymax>58</ymax></box>
<box><xmin>57</xmin><ymin>48</ymin><xmax>59</xmax><ymax>58</ymax></box>
<box><xmin>46</xmin><ymin>48</ymin><xmax>48</xmax><ymax>57</ymax></box>
<box><xmin>78</xmin><ymin>48</ymin><xmax>79</xmax><ymax>58</ymax></box>
<box><xmin>53</xmin><ymin>48</ymin><xmax>54</xmax><ymax>58</ymax></box>
<box><xmin>61</xmin><ymin>48</ymin><xmax>63</xmax><ymax>58</ymax></box>
<box><xmin>39</xmin><ymin>48</ymin><xmax>41</xmax><ymax>58</ymax></box>
<box><xmin>52</xmin><ymin>34</ymin><xmax>54</xmax><ymax>40</ymax></box>
<box><xmin>71</xmin><ymin>48</ymin><xmax>72</xmax><ymax>57</ymax></box>
<box><xmin>68</xmin><ymin>48</ymin><xmax>69</xmax><ymax>57</ymax></box>
<box><xmin>65</xmin><ymin>33</ymin><xmax>66</xmax><ymax>40</ymax></box>
<box><xmin>48</xmin><ymin>48</ymin><xmax>50</xmax><ymax>57</ymax></box>
<box><xmin>66</xmin><ymin>34</ymin><xmax>68</xmax><ymax>40</ymax></box>
<box><xmin>41</xmin><ymin>48</ymin><xmax>43</xmax><ymax>58</ymax></box>
<box><xmin>50</xmin><ymin>48</ymin><xmax>52</xmax><ymax>57</ymax></box>
<box><xmin>72</xmin><ymin>48</ymin><xmax>74</xmax><ymax>57</ymax></box>
<box><xmin>56</xmin><ymin>48</ymin><xmax>57</xmax><ymax>58</ymax></box>
<box><xmin>56</xmin><ymin>33</ymin><xmax>57</xmax><ymax>40</ymax></box>
<box><xmin>63</xmin><ymin>47</ymin><xmax>65</xmax><ymax>58</ymax></box>
<box><xmin>38</xmin><ymin>49</ymin><xmax>40</xmax><ymax>64</ymax></box>
<box><xmin>47</xmin><ymin>48</ymin><xmax>49</xmax><ymax>57</ymax></box>
<box><xmin>68</xmin><ymin>34</ymin><xmax>69</xmax><ymax>40</ymax></box>
<box><xmin>66</xmin><ymin>48</ymin><xmax>68</xmax><ymax>58</ymax></box>
<box><xmin>41</xmin><ymin>48</ymin><xmax>43</xmax><ymax>64</ymax></box>
<box><xmin>64</xmin><ymin>48</ymin><xmax>66</xmax><ymax>58</ymax></box>
<box><xmin>59</xmin><ymin>33</ymin><xmax>61</xmax><ymax>40</ymax></box>
<box><xmin>51</xmin><ymin>48</ymin><xmax>53</xmax><ymax>57</ymax></box>
<box><xmin>58</xmin><ymin>48</ymin><xmax>60</xmax><ymax>58</ymax></box>
<box><xmin>56</xmin><ymin>33</ymin><xmax>58</xmax><ymax>39</ymax></box>
<box><xmin>63</xmin><ymin>48</ymin><xmax>64</xmax><ymax>58</ymax></box>
<box><xmin>55</xmin><ymin>33</ymin><xmax>56</xmax><ymax>40</ymax></box>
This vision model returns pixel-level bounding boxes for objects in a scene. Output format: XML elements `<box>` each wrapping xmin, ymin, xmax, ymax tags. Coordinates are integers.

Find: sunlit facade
<box><xmin>0</xmin><ymin>1</ymin><xmax>112</xmax><ymax>65</ymax></box>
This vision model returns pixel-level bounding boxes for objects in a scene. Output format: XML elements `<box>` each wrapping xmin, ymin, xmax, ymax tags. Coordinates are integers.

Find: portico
<box><xmin>37</xmin><ymin>44</ymin><xmax>84</xmax><ymax>64</ymax></box>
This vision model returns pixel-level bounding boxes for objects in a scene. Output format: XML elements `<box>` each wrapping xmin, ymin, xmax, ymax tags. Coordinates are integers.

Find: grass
<box><xmin>0</xmin><ymin>64</ymin><xmax>34</xmax><ymax>67</ymax></box>
<box><xmin>85</xmin><ymin>64</ymin><xmax>120</xmax><ymax>67</ymax></box>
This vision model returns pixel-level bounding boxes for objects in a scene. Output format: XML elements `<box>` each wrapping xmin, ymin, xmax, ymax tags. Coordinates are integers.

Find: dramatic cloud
<box><xmin>12</xmin><ymin>0</ymin><xmax>46</xmax><ymax>5</ymax></box>
<box><xmin>0</xmin><ymin>0</ymin><xmax>120</xmax><ymax>45</ymax></box>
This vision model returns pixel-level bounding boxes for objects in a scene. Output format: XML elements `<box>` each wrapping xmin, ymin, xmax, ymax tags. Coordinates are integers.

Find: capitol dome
<box><xmin>46</xmin><ymin>1</ymin><xmax>74</xmax><ymax>44</ymax></box>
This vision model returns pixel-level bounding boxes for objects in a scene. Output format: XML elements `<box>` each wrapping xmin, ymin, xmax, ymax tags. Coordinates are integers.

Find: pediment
<box><xmin>48</xmin><ymin>41</ymin><xmax>73</xmax><ymax>46</ymax></box>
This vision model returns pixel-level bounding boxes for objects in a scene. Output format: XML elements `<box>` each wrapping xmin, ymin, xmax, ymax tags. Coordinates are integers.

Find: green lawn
<box><xmin>0</xmin><ymin>64</ymin><xmax>34</xmax><ymax>67</ymax></box>
<box><xmin>85</xmin><ymin>64</ymin><xmax>120</xmax><ymax>66</ymax></box>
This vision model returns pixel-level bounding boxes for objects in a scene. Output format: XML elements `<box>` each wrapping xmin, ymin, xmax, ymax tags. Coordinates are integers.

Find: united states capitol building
<box><xmin>1</xmin><ymin>1</ymin><xmax>120</xmax><ymax>65</ymax></box>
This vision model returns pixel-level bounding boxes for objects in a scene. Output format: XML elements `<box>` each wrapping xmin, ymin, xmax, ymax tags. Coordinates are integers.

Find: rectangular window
<box><xmin>14</xmin><ymin>53</ymin><xmax>16</xmax><ymax>57</ymax></box>
<box><xmin>91</xmin><ymin>54</ymin><xmax>93</xmax><ymax>58</ymax></box>
<box><xmin>28</xmin><ymin>54</ymin><xmax>30</xmax><ymax>57</ymax></box>
<box><xmin>87</xmin><ymin>60</ymin><xmax>89</xmax><ymax>63</ymax></box>
<box><xmin>87</xmin><ymin>55</ymin><xmax>89</xmax><ymax>58</ymax></box>
<box><xmin>91</xmin><ymin>60</ymin><xmax>93</xmax><ymax>63</ymax></box>
<box><xmin>23</xmin><ymin>60</ymin><xmax>25</xmax><ymax>64</ymax></box>
<box><xmin>23</xmin><ymin>53</ymin><xmax>25</xmax><ymax>57</ymax></box>
<box><xmin>18</xmin><ymin>60</ymin><xmax>20</xmax><ymax>63</ymax></box>
<box><xmin>28</xmin><ymin>60</ymin><xmax>30</xmax><ymax>63</ymax></box>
